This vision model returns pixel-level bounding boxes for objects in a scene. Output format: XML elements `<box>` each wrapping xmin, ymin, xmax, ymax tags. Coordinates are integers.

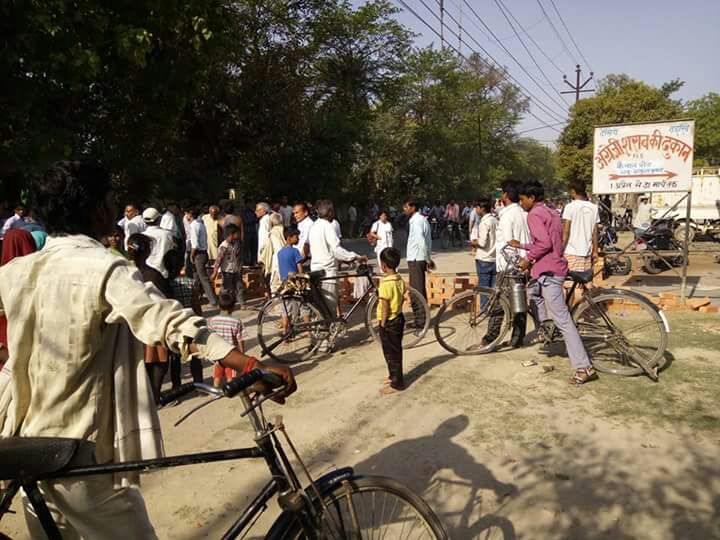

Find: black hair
<box><xmin>316</xmin><ymin>200</ymin><xmax>334</xmax><ymax>220</ymax></box>
<box><xmin>293</xmin><ymin>201</ymin><xmax>309</xmax><ymax>213</ymax></box>
<box><xmin>284</xmin><ymin>226</ymin><xmax>299</xmax><ymax>239</ymax></box>
<box><xmin>378</xmin><ymin>209</ymin><xmax>390</xmax><ymax>218</ymax></box>
<box><xmin>31</xmin><ymin>161</ymin><xmax>113</xmax><ymax>235</ymax></box>
<box><xmin>380</xmin><ymin>247</ymin><xmax>401</xmax><ymax>270</ymax></box>
<box><xmin>475</xmin><ymin>197</ymin><xmax>493</xmax><ymax>213</ymax></box>
<box><xmin>218</xmin><ymin>292</ymin><xmax>236</xmax><ymax>311</ymax></box>
<box><xmin>403</xmin><ymin>200</ymin><xmax>418</xmax><ymax>210</ymax></box>
<box><xmin>520</xmin><ymin>181</ymin><xmax>545</xmax><ymax>201</ymax></box>
<box><xmin>501</xmin><ymin>180</ymin><xmax>520</xmax><ymax>203</ymax></box>
<box><xmin>127</xmin><ymin>233</ymin><xmax>152</xmax><ymax>263</ymax></box>
<box><xmin>568</xmin><ymin>179</ymin><xmax>587</xmax><ymax>197</ymax></box>
<box><xmin>224</xmin><ymin>223</ymin><xmax>240</xmax><ymax>237</ymax></box>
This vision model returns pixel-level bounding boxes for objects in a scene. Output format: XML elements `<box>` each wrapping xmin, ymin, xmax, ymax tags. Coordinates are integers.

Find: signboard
<box><xmin>592</xmin><ymin>120</ymin><xmax>694</xmax><ymax>194</ymax></box>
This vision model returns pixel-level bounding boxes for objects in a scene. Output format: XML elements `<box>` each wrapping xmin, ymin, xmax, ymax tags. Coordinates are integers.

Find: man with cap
<box><xmin>142</xmin><ymin>208</ymin><xmax>175</xmax><ymax>282</ymax></box>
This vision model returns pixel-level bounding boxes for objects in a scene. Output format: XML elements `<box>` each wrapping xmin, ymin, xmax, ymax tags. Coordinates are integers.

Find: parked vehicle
<box><xmin>637</xmin><ymin>219</ymin><xmax>687</xmax><ymax>274</ymax></box>
<box><xmin>598</xmin><ymin>224</ymin><xmax>632</xmax><ymax>277</ymax></box>
<box><xmin>651</xmin><ymin>168</ymin><xmax>720</xmax><ymax>243</ymax></box>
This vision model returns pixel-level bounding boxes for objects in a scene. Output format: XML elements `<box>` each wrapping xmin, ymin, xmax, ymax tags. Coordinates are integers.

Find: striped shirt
<box><xmin>207</xmin><ymin>315</ymin><xmax>245</xmax><ymax>348</ymax></box>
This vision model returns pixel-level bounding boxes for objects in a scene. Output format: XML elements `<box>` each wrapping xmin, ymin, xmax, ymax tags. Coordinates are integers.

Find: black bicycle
<box><xmin>440</xmin><ymin>220</ymin><xmax>463</xmax><ymax>249</ymax></box>
<box><xmin>257</xmin><ymin>263</ymin><xmax>431</xmax><ymax>363</ymax></box>
<box><xmin>0</xmin><ymin>370</ymin><xmax>448</xmax><ymax>539</ymax></box>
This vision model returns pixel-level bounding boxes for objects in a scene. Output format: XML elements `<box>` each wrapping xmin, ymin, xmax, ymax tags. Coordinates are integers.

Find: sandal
<box><xmin>569</xmin><ymin>366</ymin><xmax>598</xmax><ymax>385</ymax></box>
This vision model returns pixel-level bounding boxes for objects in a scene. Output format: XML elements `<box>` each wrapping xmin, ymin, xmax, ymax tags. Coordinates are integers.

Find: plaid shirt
<box><xmin>207</xmin><ymin>315</ymin><xmax>245</xmax><ymax>348</ymax></box>
<box><xmin>213</xmin><ymin>239</ymin><xmax>242</xmax><ymax>274</ymax></box>
<box><xmin>170</xmin><ymin>276</ymin><xmax>196</xmax><ymax>309</ymax></box>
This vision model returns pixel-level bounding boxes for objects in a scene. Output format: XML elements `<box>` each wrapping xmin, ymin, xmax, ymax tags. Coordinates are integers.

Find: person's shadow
<box><xmin>353</xmin><ymin>415</ymin><xmax>518</xmax><ymax>539</ymax></box>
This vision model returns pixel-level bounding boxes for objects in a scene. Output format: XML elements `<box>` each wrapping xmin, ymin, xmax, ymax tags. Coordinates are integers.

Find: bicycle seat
<box><xmin>567</xmin><ymin>270</ymin><xmax>593</xmax><ymax>284</ymax></box>
<box><xmin>0</xmin><ymin>437</ymin><xmax>95</xmax><ymax>481</ymax></box>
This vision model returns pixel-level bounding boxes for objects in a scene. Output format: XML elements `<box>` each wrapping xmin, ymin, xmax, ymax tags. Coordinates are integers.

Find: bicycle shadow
<box><xmin>353</xmin><ymin>415</ymin><xmax>518</xmax><ymax>539</ymax></box>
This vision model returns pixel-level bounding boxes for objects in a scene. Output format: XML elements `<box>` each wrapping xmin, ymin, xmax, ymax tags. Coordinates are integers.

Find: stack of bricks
<box><xmin>213</xmin><ymin>267</ymin><xmax>267</xmax><ymax>299</ymax></box>
<box><xmin>654</xmin><ymin>293</ymin><xmax>718</xmax><ymax>313</ymax></box>
<box><xmin>426</xmin><ymin>274</ymin><xmax>477</xmax><ymax>306</ymax></box>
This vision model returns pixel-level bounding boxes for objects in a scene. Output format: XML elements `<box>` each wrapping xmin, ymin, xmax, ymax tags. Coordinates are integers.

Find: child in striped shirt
<box><xmin>207</xmin><ymin>292</ymin><xmax>246</xmax><ymax>388</ymax></box>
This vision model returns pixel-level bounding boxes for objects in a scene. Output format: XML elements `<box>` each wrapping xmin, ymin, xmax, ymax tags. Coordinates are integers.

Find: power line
<box><xmin>516</xmin><ymin>121</ymin><xmax>567</xmax><ymax>135</ymax></box>
<box><xmin>547</xmin><ymin>0</ymin><xmax>593</xmax><ymax>72</ymax></box>
<box><xmin>413</xmin><ymin>0</ymin><xmax>566</xmax><ymax>124</ymax></box>
<box><xmin>535</xmin><ymin>0</ymin><xmax>578</xmax><ymax>65</ymax></box>
<box><xmin>496</xmin><ymin>0</ymin><xmax>564</xmax><ymax>75</ymax></box>
<box><xmin>393</xmin><ymin>0</ymin><xmax>564</xmax><ymax>131</ymax></box>
<box><xmin>493</xmin><ymin>0</ymin><xmax>571</xmax><ymax>106</ymax></box>
<box><xmin>459</xmin><ymin>0</ymin><xmax>569</xmax><ymax>115</ymax></box>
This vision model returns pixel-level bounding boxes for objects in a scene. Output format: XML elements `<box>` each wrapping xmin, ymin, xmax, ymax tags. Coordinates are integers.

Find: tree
<box><xmin>685</xmin><ymin>93</ymin><xmax>720</xmax><ymax>166</ymax></box>
<box><xmin>556</xmin><ymin>75</ymin><xmax>684</xmax><ymax>186</ymax></box>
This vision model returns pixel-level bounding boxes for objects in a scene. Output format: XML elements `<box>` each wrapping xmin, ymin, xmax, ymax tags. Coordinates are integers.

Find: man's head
<box><xmin>281</xmin><ymin>195</ymin><xmax>289</xmax><ymax>206</ymax></box>
<box><xmin>284</xmin><ymin>226</ymin><xmax>300</xmax><ymax>246</ymax></box>
<box><xmin>255</xmin><ymin>202</ymin><xmax>270</xmax><ymax>218</ymax></box>
<box><xmin>568</xmin><ymin>180</ymin><xmax>588</xmax><ymax>200</ymax></box>
<box><xmin>474</xmin><ymin>197</ymin><xmax>492</xmax><ymax>216</ymax></box>
<box><xmin>316</xmin><ymin>200</ymin><xmax>335</xmax><ymax>221</ymax></box>
<box><xmin>379</xmin><ymin>210</ymin><xmax>389</xmax><ymax>223</ymax></box>
<box><xmin>14</xmin><ymin>204</ymin><xmax>26</xmax><ymax>217</ymax></box>
<box><xmin>269</xmin><ymin>212</ymin><xmax>283</xmax><ymax>227</ymax></box>
<box><xmin>125</xmin><ymin>204</ymin><xmax>140</xmax><ymax>220</ymax></box>
<box><xmin>403</xmin><ymin>200</ymin><xmax>418</xmax><ymax>216</ymax></box>
<box><xmin>380</xmin><ymin>247</ymin><xmax>401</xmax><ymax>273</ymax></box>
<box><xmin>501</xmin><ymin>181</ymin><xmax>520</xmax><ymax>204</ymax></box>
<box><xmin>293</xmin><ymin>202</ymin><xmax>309</xmax><ymax>223</ymax></box>
<box><xmin>224</xmin><ymin>223</ymin><xmax>240</xmax><ymax>243</ymax></box>
<box><xmin>519</xmin><ymin>181</ymin><xmax>545</xmax><ymax>212</ymax></box>
<box><xmin>166</xmin><ymin>201</ymin><xmax>180</xmax><ymax>215</ymax></box>
<box><xmin>106</xmin><ymin>228</ymin><xmax>122</xmax><ymax>250</ymax></box>
<box><xmin>218</xmin><ymin>292</ymin><xmax>236</xmax><ymax>314</ymax></box>
<box><xmin>32</xmin><ymin>161</ymin><xmax>116</xmax><ymax>237</ymax></box>
<box><xmin>208</xmin><ymin>205</ymin><xmax>220</xmax><ymax>219</ymax></box>
<box><xmin>450</xmin><ymin>199</ymin><xmax>456</xmax><ymax>205</ymax></box>
<box><xmin>126</xmin><ymin>233</ymin><xmax>152</xmax><ymax>263</ymax></box>
<box><xmin>142</xmin><ymin>207</ymin><xmax>161</xmax><ymax>227</ymax></box>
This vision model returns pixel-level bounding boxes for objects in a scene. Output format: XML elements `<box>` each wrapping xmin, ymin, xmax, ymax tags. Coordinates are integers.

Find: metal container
<box><xmin>510</xmin><ymin>283</ymin><xmax>527</xmax><ymax>314</ymax></box>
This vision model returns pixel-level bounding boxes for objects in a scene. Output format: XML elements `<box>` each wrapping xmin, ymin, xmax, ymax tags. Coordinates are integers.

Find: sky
<box><xmin>351</xmin><ymin>0</ymin><xmax>720</xmax><ymax>146</ymax></box>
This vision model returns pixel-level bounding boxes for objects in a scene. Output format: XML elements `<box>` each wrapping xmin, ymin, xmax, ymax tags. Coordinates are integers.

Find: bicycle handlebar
<box><xmin>158</xmin><ymin>369</ymin><xmax>285</xmax><ymax>406</ymax></box>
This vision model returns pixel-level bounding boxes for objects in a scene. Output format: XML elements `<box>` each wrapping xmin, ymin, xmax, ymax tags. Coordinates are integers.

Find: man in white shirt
<box><xmin>633</xmin><ymin>194</ymin><xmax>653</xmax><ymax>238</ymax></box>
<box><xmin>159</xmin><ymin>202</ymin><xmax>180</xmax><ymax>239</ymax></box>
<box><xmin>470</xmin><ymin>197</ymin><xmax>498</xmax><ymax>289</ymax></box>
<box><xmin>490</xmin><ymin>181</ymin><xmax>530</xmax><ymax>348</ymax></box>
<box><xmin>292</xmin><ymin>202</ymin><xmax>313</xmax><ymax>258</ymax></box>
<box><xmin>309</xmin><ymin>200</ymin><xmax>365</xmax><ymax>351</ymax></box>
<box><xmin>118</xmin><ymin>204</ymin><xmax>146</xmax><ymax>250</ymax></box>
<box><xmin>142</xmin><ymin>208</ymin><xmax>175</xmax><ymax>279</ymax></box>
<box><xmin>189</xmin><ymin>207</ymin><xmax>218</xmax><ymax>306</ymax></box>
<box><xmin>256</xmin><ymin>202</ymin><xmax>273</xmax><ymax>263</ymax></box>
<box><xmin>562</xmin><ymin>180</ymin><xmax>599</xmax><ymax>272</ymax></box>
<box><xmin>0</xmin><ymin>204</ymin><xmax>28</xmax><ymax>239</ymax></box>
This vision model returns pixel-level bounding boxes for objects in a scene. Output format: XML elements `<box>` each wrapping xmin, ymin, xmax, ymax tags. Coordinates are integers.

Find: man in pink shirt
<box><xmin>508</xmin><ymin>181</ymin><xmax>596</xmax><ymax>385</ymax></box>
<box><xmin>444</xmin><ymin>199</ymin><xmax>460</xmax><ymax>223</ymax></box>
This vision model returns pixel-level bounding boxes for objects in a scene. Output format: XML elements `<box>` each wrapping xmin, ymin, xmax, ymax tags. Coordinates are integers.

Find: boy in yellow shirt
<box><xmin>377</xmin><ymin>247</ymin><xmax>407</xmax><ymax>394</ymax></box>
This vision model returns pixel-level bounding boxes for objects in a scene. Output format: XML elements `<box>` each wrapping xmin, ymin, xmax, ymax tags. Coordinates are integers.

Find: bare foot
<box><xmin>379</xmin><ymin>385</ymin><xmax>403</xmax><ymax>396</ymax></box>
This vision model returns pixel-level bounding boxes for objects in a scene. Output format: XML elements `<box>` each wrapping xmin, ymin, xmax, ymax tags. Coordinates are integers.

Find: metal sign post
<box><xmin>680</xmin><ymin>191</ymin><xmax>692</xmax><ymax>302</ymax></box>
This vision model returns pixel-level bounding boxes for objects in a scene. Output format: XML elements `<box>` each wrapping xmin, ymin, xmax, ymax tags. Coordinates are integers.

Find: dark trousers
<box><xmin>379</xmin><ymin>313</ymin><xmax>405</xmax><ymax>390</ymax></box>
<box><xmin>244</xmin><ymin>228</ymin><xmax>258</xmax><ymax>265</ymax></box>
<box><xmin>194</xmin><ymin>250</ymin><xmax>218</xmax><ymax>306</ymax></box>
<box><xmin>407</xmin><ymin>260</ymin><xmax>427</xmax><ymax>328</ymax></box>
<box><xmin>170</xmin><ymin>353</ymin><xmax>204</xmax><ymax>388</ymax></box>
<box><xmin>221</xmin><ymin>271</ymin><xmax>245</xmax><ymax>304</ymax></box>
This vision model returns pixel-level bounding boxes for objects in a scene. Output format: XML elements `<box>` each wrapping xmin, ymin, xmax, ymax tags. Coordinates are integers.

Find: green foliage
<box><xmin>686</xmin><ymin>93</ymin><xmax>720</xmax><ymax>166</ymax></box>
<box><xmin>556</xmin><ymin>75</ymin><xmax>684</xmax><ymax>186</ymax></box>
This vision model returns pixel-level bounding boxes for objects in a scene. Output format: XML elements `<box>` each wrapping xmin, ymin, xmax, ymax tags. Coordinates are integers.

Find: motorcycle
<box><xmin>599</xmin><ymin>224</ymin><xmax>632</xmax><ymax>277</ymax></box>
<box><xmin>637</xmin><ymin>219</ymin><xmax>687</xmax><ymax>274</ymax></box>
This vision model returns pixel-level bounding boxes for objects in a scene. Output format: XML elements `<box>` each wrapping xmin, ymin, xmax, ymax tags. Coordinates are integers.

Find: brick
<box><xmin>687</xmin><ymin>298</ymin><xmax>711</xmax><ymax>310</ymax></box>
<box><xmin>659</xmin><ymin>292</ymin><xmax>678</xmax><ymax>300</ymax></box>
<box><xmin>699</xmin><ymin>306</ymin><xmax>719</xmax><ymax>313</ymax></box>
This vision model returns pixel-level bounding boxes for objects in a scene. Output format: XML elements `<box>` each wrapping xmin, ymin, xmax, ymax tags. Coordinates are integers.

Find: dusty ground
<box><xmin>4</xmin><ymin>240</ymin><xmax>720</xmax><ymax>539</ymax></box>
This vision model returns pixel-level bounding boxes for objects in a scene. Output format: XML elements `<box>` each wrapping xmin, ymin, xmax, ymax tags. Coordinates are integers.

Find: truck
<box><xmin>650</xmin><ymin>168</ymin><xmax>720</xmax><ymax>243</ymax></box>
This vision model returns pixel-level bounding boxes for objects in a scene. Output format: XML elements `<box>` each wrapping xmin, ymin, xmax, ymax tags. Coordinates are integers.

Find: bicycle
<box><xmin>433</xmin><ymin>247</ymin><xmax>670</xmax><ymax>379</ymax></box>
<box><xmin>0</xmin><ymin>370</ymin><xmax>448</xmax><ymax>539</ymax></box>
<box><xmin>257</xmin><ymin>263</ymin><xmax>431</xmax><ymax>364</ymax></box>
<box><xmin>440</xmin><ymin>220</ymin><xmax>463</xmax><ymax>250</ymax></box>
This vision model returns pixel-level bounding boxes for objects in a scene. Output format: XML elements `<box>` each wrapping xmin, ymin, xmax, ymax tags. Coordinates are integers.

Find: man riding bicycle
<box><xmin>0</xmin><ymin>161</ymin><xmax>296</xmax><ymax>539</ymax></box>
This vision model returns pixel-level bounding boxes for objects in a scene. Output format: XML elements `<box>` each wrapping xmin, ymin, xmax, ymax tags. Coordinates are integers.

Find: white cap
<box><xmin>142</xmin><ymin>207</ymin><xmax>161</xmax><ymax>223</ymax></box>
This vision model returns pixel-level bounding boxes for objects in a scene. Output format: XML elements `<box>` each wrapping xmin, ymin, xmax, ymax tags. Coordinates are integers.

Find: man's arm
<box><xmin>327</xmin><ymin>225</ymin><xmax>360</xmax><ymax>262</ymax></box>
<box><xmin>521</xmin><ymin>212</ymin><xmax>552</xmax><ymax>262</ymax></box>
<box><xmin>478</xmin><ymin>220</ymin><xmax>490</xmax><ymax>250</ymax></box>
<box><xmin>562</xmin><ymin>219</ymin><xmax>571</xmax><ymax>248</ymax></box>
<box><xmin>592</xmin><ymin>223</ymin><xmax>599</xmax><ymax>259</ymax></box>
<box><xmin>212</xmin><ymin>245</ymin><xmax>226</xmax><ymax>279</ymax></box>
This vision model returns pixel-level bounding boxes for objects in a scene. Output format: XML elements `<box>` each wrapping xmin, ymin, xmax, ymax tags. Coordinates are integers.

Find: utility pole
<box><xmin>439</xmin><ymin>0</ymin><xmax>445</xmax><ymax>49</ymax></box>
<box><xmin>561</xmin><ymin>64</ymin><xmax>594</xmax><ymax>102</ymax></box>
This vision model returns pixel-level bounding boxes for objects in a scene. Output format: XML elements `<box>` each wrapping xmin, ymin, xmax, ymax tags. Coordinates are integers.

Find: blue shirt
<box><xmin>278</xmin><ymin>245</ymin><xmax>304</xmax><ymax>280</ymax></box>
<box><xmin>406</xmin><ymin>212</ymin><xmax>432</xmax><ymax>262</ymax></box>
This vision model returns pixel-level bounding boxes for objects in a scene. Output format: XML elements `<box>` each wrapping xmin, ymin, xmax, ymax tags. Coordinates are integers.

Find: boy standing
<box><xmin>562</xmin><ymin>180</ymin><xmax>599</xmax><ymax>272</ymax></box>
<box><xmin>377</xmin><ymin>247</ymin><xmax>407</xmax><ymax>395</ymax></box>
<box><xmin>470</xmin><ymin>197</ymin><xmax>498</xmax><ymax>289</ymax></box>
<box><xmin>207</xmin><ymin>293</ymin><xmax>246</xmax><ymax>388</ymax></box>
<box><xmin>212</xmin><ymin>223</ymin><xmax>245</xmax><ymax>308</ymax></box>
<box><xmin>508</xmin><ymin>181</ymin><xmax>597</xmax><ymax>385</ymax></box>
<box><xmin>278</xmin><ymin>227</ymin><xmax>305</xmax><ymax>281</ymax></box>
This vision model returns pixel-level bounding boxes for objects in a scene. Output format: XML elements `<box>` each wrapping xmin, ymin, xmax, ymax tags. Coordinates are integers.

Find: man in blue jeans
<box><xmin>470</xmin><ymin>197</ymin><xmax>498</xmax><ymax>289</ymax></box>
<box><xmin>508</xmin><ymin>181</ymin><xmax>597</xmax><ymax>385</ymax></box>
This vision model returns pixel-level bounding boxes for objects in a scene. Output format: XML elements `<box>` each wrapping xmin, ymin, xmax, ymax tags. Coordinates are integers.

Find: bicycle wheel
<box><xmin>257</xmin><ymin>296</ymin><xmax>326</xmax><ymax>363</ymax></box>
<box><xmin>268</xmin><ymin>475</ymin><xmax>448</xmax><ymax>540</ymax></box>
<box><xmin>572</xmin><ymin>290</ymin><xmax>668</xmax><ymax>376</ymax></box>
<box><xmin>434</xmin><ymin>288</ymin><xmax>511</xmax><ymax>355</ymax></box>
<box><xmin>366</xmin><ymin>287</ymin><xmax>431</xmax><ymax>348</ymax></box>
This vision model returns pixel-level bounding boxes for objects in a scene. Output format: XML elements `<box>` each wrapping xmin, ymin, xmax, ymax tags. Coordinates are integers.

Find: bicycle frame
<box><xmin>0</xmin><ymin>393</ymin><xmax>341</xmax><ymax>540</ymax></box>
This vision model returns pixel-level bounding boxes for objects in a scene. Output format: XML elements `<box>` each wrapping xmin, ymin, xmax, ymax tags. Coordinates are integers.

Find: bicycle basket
<box><xmin>279</xmin><ymin>275</ymin><xmax>311</xmax><ymax>296</ymax></box>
